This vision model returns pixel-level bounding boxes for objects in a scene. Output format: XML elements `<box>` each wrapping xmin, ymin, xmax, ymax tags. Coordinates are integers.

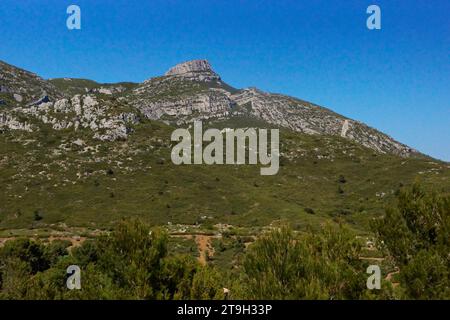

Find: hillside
<box><xmin>0</xmin><ymin>59</ymin><xmax>449</xmax><ymax>234</ymax></box>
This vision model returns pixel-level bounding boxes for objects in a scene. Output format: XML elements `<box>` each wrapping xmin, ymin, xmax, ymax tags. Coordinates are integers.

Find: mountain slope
<box><xmin>129</xmin><ymin>60</ymin><xmax>417</xmax><ymax>157</ymax></box>
<box><xmin>0</xmin><ymin>59</ymin><xmax>448</xmax><ymax>233</ymax></box>
<box><xmin>1</xmin><ymin>117</ymin><xmax>448</xmax><ymax>231</ymax></box>
<box><xmin>0</xmin><ymin>60</ymin><xmax>62</xmax><ymax>106</ymax></box>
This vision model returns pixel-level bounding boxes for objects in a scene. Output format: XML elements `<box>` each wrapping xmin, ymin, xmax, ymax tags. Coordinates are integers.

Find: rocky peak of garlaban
<box><xmin>164</xmin><ymin>59</ymin><xmax>220</xmax><ymax>81</ymax></box>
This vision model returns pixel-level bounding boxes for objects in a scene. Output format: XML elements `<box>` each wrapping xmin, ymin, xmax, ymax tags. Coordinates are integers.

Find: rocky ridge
<box><xmin>0</xmin><ymin>59</ymin><xmax>416</xmax><ymax>157</ymax></box>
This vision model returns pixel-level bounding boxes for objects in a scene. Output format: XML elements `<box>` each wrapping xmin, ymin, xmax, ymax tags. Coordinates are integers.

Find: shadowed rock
<box><xmin>27</xmin><ymin>94</ymin><xmax>50</xmax><ymax>107</ymax></box>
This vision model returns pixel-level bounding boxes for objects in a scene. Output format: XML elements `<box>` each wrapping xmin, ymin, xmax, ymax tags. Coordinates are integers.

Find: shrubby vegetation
<box><xmin>0</xmin><ymin>184</ymin><xmax>448</xmax><ymax>300</ymax></box>
<box><xmin>238</xmin><ymin>225</ymin><xmax>391</xmax><ymax>299</ymax></box>
<box><xmin>373</xmin><ymin>183</ymin><xmax>450</xmax><ymax>299</ymax></box>
<box><xmin>0</xmin><ymin>220</ymin><xmax>222</xmax><ymax>299</ymax></box>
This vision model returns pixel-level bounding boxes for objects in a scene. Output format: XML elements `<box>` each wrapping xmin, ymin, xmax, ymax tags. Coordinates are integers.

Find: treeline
<box><xmin>0</xmin><ymin>184</ymin><xmax>448</xmax><ymax>300</ymax></box>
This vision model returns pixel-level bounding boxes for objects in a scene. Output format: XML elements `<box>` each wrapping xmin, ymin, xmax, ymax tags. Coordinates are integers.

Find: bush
<box><xmin>372</xmin><ymin>183</ymin><xmax>450</xmax><ymax>299</ymax></box>
<box><xmin>239</xmin><ymin>225</ymin><xmax>375</xmax><ymax>299</ymax></box>
<box><xmin>33</xmin><ymin>210</ymin><xmax>43</xmax><ymax>221</ymax></box>
<box><xmin>0</xmin><ymin>239</ymin><xmax>49</xmax><ymax>274</ymax></box>
<box><xmin>189</xmin><ymin>266</ymin><xmax>224</xmax><ymax>299</ymax></box>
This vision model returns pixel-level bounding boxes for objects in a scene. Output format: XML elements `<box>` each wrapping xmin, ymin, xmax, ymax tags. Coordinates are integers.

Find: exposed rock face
<box><xmin>132</xmin><ymin>61</ymin><xmax>416</xmax><ymax>157</ymax></box>
<box><xmin>0</xmin><ymin>113</ymin><xmax>32</xmax><ymax>132</ymax></box>
<box><xmin>138</xmin><ymin>92</ymin><xmax>233</xmax><ymax>125</ymax></box>
<box><xmin>165</xmin><ymin>59</ymin><xmax>213</xmax><ymax>75</ymax></box>
<box><xmin>94</xmin><ymin>86</ymin><xmax>127</xmax><ymax>95</ymax></box>
<box><xmin>229</xmin><ymin>88</ymin><xmax>415</xmax><ymax>156</ymax></box>
<box><xmin>164</xmin><ymin>59</ymin><xmax>220</xmax><ymax>81</ymax></box>
<box><xmin>341</xmin><ymin>120</ymin><xmax>349</xmax><ymax>137</ymax></box>
<box><xmin>1</xmin><ymin>94</ymin><xmax>139</xmax><ymax>141</ymax></box>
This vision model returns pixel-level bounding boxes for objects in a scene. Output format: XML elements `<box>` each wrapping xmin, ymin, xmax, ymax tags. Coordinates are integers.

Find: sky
<box><xmin>0</xmin><ymin>0</ymin><xmax>449</xmax><ymax>160</ymax></box>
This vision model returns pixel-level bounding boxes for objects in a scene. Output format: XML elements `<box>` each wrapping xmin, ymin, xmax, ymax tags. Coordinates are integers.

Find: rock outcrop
<box><xmin>1</xmin><ymin>94</ymin><xmax>139</xmax><ymax>141</ymax></box>
<box><xmin>164</xmin><ymin>59</ymin><xmax>220</xmax><ymax>81</ymax></box>
<box><xmin>0</xmin><ymin>113</ymin><xmax>32</xmax><ymax>132</ymax></box>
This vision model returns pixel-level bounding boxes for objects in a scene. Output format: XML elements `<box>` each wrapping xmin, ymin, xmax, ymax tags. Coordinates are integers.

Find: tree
<box><xmin>239</xmin><ymin>225</ymin><xmax>376</xmax><ymax>299</ymax></box>
<box><xmin>189</xmin><ymin>266</ymin><xmax>224</xmax><ymax>300</ymax></box>
<box><xmin>93</xmin><ymin>219</ymin><xmax>169</xmax><ymax>299</ymax></box>
<box><xmin>372</xmin><ymin>183</ymin><xmax>450</xmax><ymax>299</ymax></box>
<box><xmin>0</xmin><ymin>238</ymin><xmax>49</xmax><ymax>274</ymax></box>
<box><xmin>0</xmin><ymin>258</ymin><xmax>31</xmax><ymax>299</ymax></box>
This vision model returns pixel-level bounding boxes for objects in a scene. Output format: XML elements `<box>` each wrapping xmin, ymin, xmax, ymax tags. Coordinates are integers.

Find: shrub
<box><xmin>239</xmin><ymin>225</ymin><xmax>373</xmax><ymax>299</ymax></box>
<box><xmin>338</xmin><ymin>175</ymin><xmax>347</xmax><ymax>183</ymax></box>
<box><xmin>372</xmin><ymin>183</ymin><xmax>450</xmax><ymax>299</ymax></box>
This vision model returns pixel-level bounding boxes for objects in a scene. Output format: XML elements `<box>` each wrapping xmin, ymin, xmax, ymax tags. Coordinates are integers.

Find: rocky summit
<box><xmin>164</xmin><ymin>59</ymin><xmax>220</xmax><ymax>81</ymax></box>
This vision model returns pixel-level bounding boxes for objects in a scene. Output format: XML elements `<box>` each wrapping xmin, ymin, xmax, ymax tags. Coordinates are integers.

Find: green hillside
<box><xmin>1</xmin><ymin>116</ymin><xmax>448</xmax><ymax>234</ymax></box>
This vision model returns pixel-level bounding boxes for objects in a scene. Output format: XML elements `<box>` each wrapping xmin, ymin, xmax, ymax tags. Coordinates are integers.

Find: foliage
<box><xmin>1</xmin><ymin>188</ymin><xmax>448</xmax><ymax>301</ymax></box>
<box><xmin>0</xmin><ymin>219</ymin><xmax>224</xmax><ymax>300</ymax></box>
<box><xmin>238</xmin><ymin>225</ymin><xmax>389</xmax><ymax>299</ymax></box>
<box><xmin>372</xmin><ymin>183</ymin><xmax>450</xmax><ymax>299</ymax></box>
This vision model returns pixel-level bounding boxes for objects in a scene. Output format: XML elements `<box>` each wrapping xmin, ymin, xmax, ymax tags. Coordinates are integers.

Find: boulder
<box><xmin>13</xmin><ymin>93</ymin><xmax>23</xmax><ymax>102</ymax></box>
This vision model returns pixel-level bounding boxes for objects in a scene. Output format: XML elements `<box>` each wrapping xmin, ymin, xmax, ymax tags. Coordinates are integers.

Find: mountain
<box><xmin>0</xmin><ymin>59</ymin><xmax>448</xmax><ymax>233</ymax></box>
<box><xmin>134</xmin><ymin>60</ymin><xmax>419</xmax><ymax>157</ymax></box>
<box><xmin>2</xmin><ymin>59</ymin><xmax>417</xmax><ymax>156</ymax></box>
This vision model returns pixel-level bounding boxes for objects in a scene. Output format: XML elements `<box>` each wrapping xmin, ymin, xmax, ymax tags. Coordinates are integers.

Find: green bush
<box><xmin>239</xmin><ymin>225</ymin><xmax>376</xmax><ymax>299</ymax></box>
<box><xmin>372</xmin><ymin>183</ymin><xmax>450</xmax><ymax>299</ymax></box>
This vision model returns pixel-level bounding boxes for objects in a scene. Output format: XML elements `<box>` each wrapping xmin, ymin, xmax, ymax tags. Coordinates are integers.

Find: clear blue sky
<box><xmin>1</xmin><ymin>0</ymin><xmax>449</xmax><ymax>160</ymax></box>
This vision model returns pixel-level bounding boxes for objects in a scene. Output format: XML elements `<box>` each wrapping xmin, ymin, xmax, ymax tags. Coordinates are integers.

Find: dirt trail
<box><xmin>385</xmin><ymin>269</ymin><xmax>400</xmax><ymax>288</ymax></box>
<box><xmin>195</xmin><ymin>235</ymin><xmax>214</xmax><ymax>265</ymax></box>
<box><xmin>172</xmin><ymin>233</ymin><xmax>217</xmax><ymax>265</ymax></box>
<box><xmin>0</xmin><ymin>238</ymin><xmax>15</xmax><ymax>247</ymax></box>
<box><xmin>48</xmin><ymin>236</ymin><xmax>87</xmax><ymax>249</ymax></box>
<box><xmin>2</xmin><ymin>231</ymin><xmax>214</xmax><ymax>264</ymax></box>
<box><xmin>359</xmin><ymin>256</ymin><xmax>385</xmax><ymax>262</ymax></box>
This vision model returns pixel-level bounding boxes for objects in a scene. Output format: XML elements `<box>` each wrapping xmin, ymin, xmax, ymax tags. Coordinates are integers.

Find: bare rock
<box><xmin>164</xmin><ymin>59</ymin><xmax>220</xmax><ymax>81</ymax></box>
<box><xmin>13</xmin><ymin>94</ymin><xmax>23</xmax><ymax>102</ymax></box>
